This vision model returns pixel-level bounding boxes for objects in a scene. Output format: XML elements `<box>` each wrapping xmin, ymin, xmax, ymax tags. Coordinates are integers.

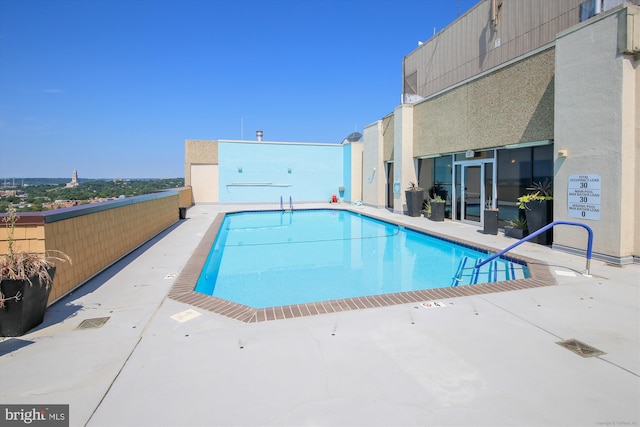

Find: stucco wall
<box><xmin>217</xmin><ymin>141</ymin><xmax>344</xmax><ymax>203</ymax></box>
<box><xmin>362</xmin><ymin>121</ymin><xmax>385</xmax><ymax>207</ymax></box>
<box><xmin>382</xmin><ymin>115</ymin><xmax>394</xmax><ymax>161</ymax></box>
<box><xmin>184</xmin><ymin>140</ymin><xmax>218</xmax><ymax>187</ymax></box>
<box><xmin>344</xmin><ymin>142</ymin><xmax>363</xmax><ymax>202</ymax></box>
<box><xmin>190</xmin><ymin>164</ymin><xmax>218</xmax><ymax>203</ymax></box>
<box><xmin>413</xmin><ymin>48</ymin><xmax>555</xmax><ymax>157</ymax></box>
<box><xmin>393</xmin><ymin>104</ymin><xmax>416</xmax><ymax>214</ymax></box>
<box><xmin>554</xmin><ymin>6</ymin><xmax>638</xmax><ymax>263</ymax></box>
<box><xmin>635</xmin><ymin>52</ymin><xmax>640</xmax><ymax>260</ymax></box>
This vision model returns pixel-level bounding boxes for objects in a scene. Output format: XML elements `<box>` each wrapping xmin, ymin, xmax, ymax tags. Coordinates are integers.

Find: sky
<box><xmin>0</xmin><ymin>0</ymin><xmax>478</xmax><ymax>179</ymax></box>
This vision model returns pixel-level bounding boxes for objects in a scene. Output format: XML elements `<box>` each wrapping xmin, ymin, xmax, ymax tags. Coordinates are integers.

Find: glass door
<box><xmin>453</xmin><ymin>159</ymin><xmax>496</xmax><ymax>225</ymax></box>
<box><xmin>463</xmin><ymin>165</ymin><xmax>482</xmax><ymax>223</ymax></box>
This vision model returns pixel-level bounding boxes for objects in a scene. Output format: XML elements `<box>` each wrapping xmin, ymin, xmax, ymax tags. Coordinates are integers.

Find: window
<box><xmin>417</xmin><ymin>156</ymin><xmax>453</xmax><ymax>215</ymax></box>
<box><xmin>496</xmin><ymin>145</ymin><xmax>553</xmax><ymax>224</ymax></box>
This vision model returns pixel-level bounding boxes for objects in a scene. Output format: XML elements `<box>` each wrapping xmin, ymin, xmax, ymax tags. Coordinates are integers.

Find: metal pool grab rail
<box><xmin>280</xmin><ymin>196</ymin><xmax>294</xmax><ymax>211</ymax></box>
<box><xmin>475</xmin><ymin>221</ymin><xmax>594</xmax><ymax>276</ymax></box>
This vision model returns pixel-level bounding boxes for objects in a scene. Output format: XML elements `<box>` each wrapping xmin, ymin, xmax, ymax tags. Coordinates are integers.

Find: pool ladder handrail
<box><xmin>475</xmin><ymin>220</ymin><xmax>594</xmax><ymax>276</ymax></box>
<box><xmin>280</xmin><ymin>196</ymin><xmax>293</xmax><ymax>212</ymax></box>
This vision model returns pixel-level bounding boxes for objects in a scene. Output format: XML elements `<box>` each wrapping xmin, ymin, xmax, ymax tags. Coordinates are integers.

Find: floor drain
<box><xmin>76</xmin><ymin>317</ymin><xmax>110</xmax><ymax>330</ymax></box>
<box><xmin>557</xmin><ymin>339</ymin><xmax>605</xmax><ymax>357</ymax></box>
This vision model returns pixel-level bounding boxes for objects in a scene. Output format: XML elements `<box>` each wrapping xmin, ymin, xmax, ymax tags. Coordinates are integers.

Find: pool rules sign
<box><xmin>568</xmin><ymin>174</ymin><xmax>601</xmax><ymax>220</ymax></box>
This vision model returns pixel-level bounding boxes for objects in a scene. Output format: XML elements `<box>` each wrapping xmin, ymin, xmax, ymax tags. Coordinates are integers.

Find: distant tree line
<box><xmin>0</xmin><ymin>178</ymin><xmax>185</xmax><ymax>213</ymax></box>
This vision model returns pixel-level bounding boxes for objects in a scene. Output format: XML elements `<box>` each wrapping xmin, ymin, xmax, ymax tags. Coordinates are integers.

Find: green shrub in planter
<box><xmin>504</xmin><ymin>217</ymin><xmax>528</xmax><ymax>239</ymax></box>
<box><xmin>429</xmin><ymin>196</ymin><xmax>446</xmax><ymax>222</ymax></box>
<box><xmin>517</xmin><ymin>179</ymin><xmax>553</xmax><ymax>245</ymax></box>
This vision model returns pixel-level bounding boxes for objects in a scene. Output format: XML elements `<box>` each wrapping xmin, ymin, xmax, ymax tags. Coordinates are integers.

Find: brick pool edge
<box><xmin>168</xmin><ymin>207</ymin><xmax>556</xmax><ymax>323</ymax></box>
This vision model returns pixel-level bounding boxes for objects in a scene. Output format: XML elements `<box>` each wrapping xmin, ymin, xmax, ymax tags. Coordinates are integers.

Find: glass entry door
<box><xmin>463</xmin><ymin>165</ymin><xmax>482</xmax><ymax>222</ymax></box>
<box><xmin>453</xmin><ymin>160</ymin><xmax>495</xmax><ymax>225</ymax></box>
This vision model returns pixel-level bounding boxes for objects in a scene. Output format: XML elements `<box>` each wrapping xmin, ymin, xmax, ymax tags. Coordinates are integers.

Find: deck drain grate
<box><xmin>76</xmin><ymin>317</ymin><xmax>110</xmax><ymax>330</ymax></box>
<box><xmin>557</xmin><ymin>339</ymin><xmax>605</xmax><ymax>358</ymax></box>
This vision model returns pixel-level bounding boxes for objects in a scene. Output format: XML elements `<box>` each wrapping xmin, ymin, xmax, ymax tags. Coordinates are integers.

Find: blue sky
<box><xmin>0</xmin><ymin>0</ymin><xmax>478</xmax><ymax>179</ymax></box>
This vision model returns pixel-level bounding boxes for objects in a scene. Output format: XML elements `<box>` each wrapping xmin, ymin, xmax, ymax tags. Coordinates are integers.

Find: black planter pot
<box><xmin>483</xmin><ymin>209</ymin><xmax>498</xmax><ymax>235</ymax></box>
<box><xmin>429</xmin><ymin>201</ymin><xmax>445</xmax><ymax>221</ymax></box>
<box><xmin>524</xmin><ymin>200</ymin><xmax>553</xmax><ymax>245</ymax></box>
<box><xmin>504</xmin><ymin>226</ymin><xmax>528</xmax><ymax>239</ymax></box>
<box><xmin>405</xmin><ymin>190</ymin><xmax>424</xmax><ymax>217</ymax></box>
<box><xmin>0</xmin><ymin>268</ymin><xmax>55</xmax><ymax>337</ymax></box>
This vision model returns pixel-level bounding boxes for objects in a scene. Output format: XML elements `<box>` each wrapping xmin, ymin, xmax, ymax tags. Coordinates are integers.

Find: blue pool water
<box><xmin>195</xmin><ymin>209</ymin><xmax>528</xmax><ymax>308</ymax></box>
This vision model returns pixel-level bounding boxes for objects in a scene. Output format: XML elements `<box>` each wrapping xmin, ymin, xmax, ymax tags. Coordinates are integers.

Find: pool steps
<box><xmin>453</xmin><ymin>221</ymin><xmax>594</xmax><ymax>286</ymax></box>
<box><xmin>451</xmin><ymin>256</ymin><xmax>527</xmax><ymax>286</ymax></box>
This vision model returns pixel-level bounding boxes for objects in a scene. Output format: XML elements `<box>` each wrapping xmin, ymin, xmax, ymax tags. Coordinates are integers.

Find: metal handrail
<box><xmin>475</xmin><ymin>220</ymin><xmax>594</xmax><ymax>276</ymax></box>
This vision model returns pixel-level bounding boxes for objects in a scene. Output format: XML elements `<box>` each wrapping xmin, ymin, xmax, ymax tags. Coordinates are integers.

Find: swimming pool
<box><xmin>194</xmin><ymin>209</ymin><xmax>529</xmax><ymax>309</ymax></box>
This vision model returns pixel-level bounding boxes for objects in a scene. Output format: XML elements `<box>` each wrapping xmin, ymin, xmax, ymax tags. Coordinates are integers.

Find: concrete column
<box><xmin>554</xmin><ymin>6</ymin><xmax>638</xmax><ymax>264</ymax></box>
<box><xmin>362</xmin><ymin>121</ymin><xmax>385</xmax><ymax>207</ymax></box>
<box><xmin>393</xmin><ymin>104</ymin><xmax>416</xmax><ymax>215</ymax></box>
<box><xmin>349</xmin><ymin>141</ymin><xmax>363</xmax><ymax>203</ymax></box>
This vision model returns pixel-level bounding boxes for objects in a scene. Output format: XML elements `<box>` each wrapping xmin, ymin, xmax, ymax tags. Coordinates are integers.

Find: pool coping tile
<box><xmin>168</xmin><ymin>207</ymin><xmax>558</xmax><ymax>323</ymax></box>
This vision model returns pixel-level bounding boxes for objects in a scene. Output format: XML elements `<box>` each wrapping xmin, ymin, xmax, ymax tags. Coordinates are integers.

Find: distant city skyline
<box><xmin>0</xmin><ymin>0</ymin><xmax>478</xmax><ymax>178</ymax></box>
<box><xmin>1</xmin><ymin>171</ymin><xmax>181</xmax><ymax>181</ymax></box>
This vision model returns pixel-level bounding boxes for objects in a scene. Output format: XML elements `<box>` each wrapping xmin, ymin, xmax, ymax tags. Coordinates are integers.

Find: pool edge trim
<box><xmin>168</xmin><ymin>207</ymin><xmax>556</xmax><ymax>323</ymax></box>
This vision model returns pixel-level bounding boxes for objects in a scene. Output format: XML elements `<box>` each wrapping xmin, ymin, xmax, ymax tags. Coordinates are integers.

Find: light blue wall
<box><xmin>218</xmin><ymin>141</ymin><xmax>345</xmax><ymax>203</ymax></box>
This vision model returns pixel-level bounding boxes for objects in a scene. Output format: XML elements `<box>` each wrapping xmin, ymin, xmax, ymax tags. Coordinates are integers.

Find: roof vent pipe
<box><xmin>256</xmin><ymin>130</ymin><xmax>263</xmax><ymax>141</ymax></box>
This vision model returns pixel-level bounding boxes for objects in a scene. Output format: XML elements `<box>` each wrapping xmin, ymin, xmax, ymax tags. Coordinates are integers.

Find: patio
<box><xmin>1</xmin><ymin>203</ymin><xmax>638</xmax><ymax>426</ymax></box>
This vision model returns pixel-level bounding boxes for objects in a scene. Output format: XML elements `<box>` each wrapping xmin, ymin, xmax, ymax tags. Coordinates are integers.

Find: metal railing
<box><xmin>474</xmin><ymin>221</ymin><xmax>594</xmax><ymax>276</ymax></box>
<box><xmin>280</xmin><ymin>196</ymin><xmax>293</xmax><ymax>211</ymax></box>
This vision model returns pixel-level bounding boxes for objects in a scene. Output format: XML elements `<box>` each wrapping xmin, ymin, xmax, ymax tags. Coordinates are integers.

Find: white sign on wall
<box><xmin>568</xmin><ymin>174</ymin><xmax>601</xmax><ymax>220</ymax></box>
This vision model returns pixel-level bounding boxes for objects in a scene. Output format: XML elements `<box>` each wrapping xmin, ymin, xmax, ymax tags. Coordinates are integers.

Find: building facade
<box><xmin>186</xmin><ymin>0</ymin><xmax>639</xmax><ymax>264</ymax></box>
<box><xmin>362</xmin><ymin>0</ymin><xmax>639</xmax><ymax>264</ymax></box>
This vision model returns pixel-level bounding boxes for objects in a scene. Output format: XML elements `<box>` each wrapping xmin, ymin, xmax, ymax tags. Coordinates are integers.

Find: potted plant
<box><xmin>0</xmin><ymin>206</ymin><xmax>70</xmax><ymax>337</ymax></box>
<box><xmin>429</xmin><ymin>195</ymin><xmax>446</xmax><ymax>222</ymax></box>
<box><xmin>405</xmin><ymin>182</ymin><xmax>424</xmax><ymax>217</ymax></box>
<box><xmin>517</xmin><ymin>179</ymin><xmax>553</xmax><ymax>245</ymax></box>
<box><xmin>422</xmin><ymin>200</ymin><xmax>431</xmax><ymax>218</ymax></box>
<box><xmin>504</xmin><ymin>216</ymin><xmax>528</xmax><ymax>239</ymax></box>
<box><xmin>428</xmin><ymin>181</ymin><xmax>448</xmax><ymax>201</ymax></box>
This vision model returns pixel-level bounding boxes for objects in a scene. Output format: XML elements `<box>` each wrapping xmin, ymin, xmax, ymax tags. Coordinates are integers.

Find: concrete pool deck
<box><xmin>1</xmin><ymin>203</ymin><xmax>638</xmax><ymax>426</ymax></box>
